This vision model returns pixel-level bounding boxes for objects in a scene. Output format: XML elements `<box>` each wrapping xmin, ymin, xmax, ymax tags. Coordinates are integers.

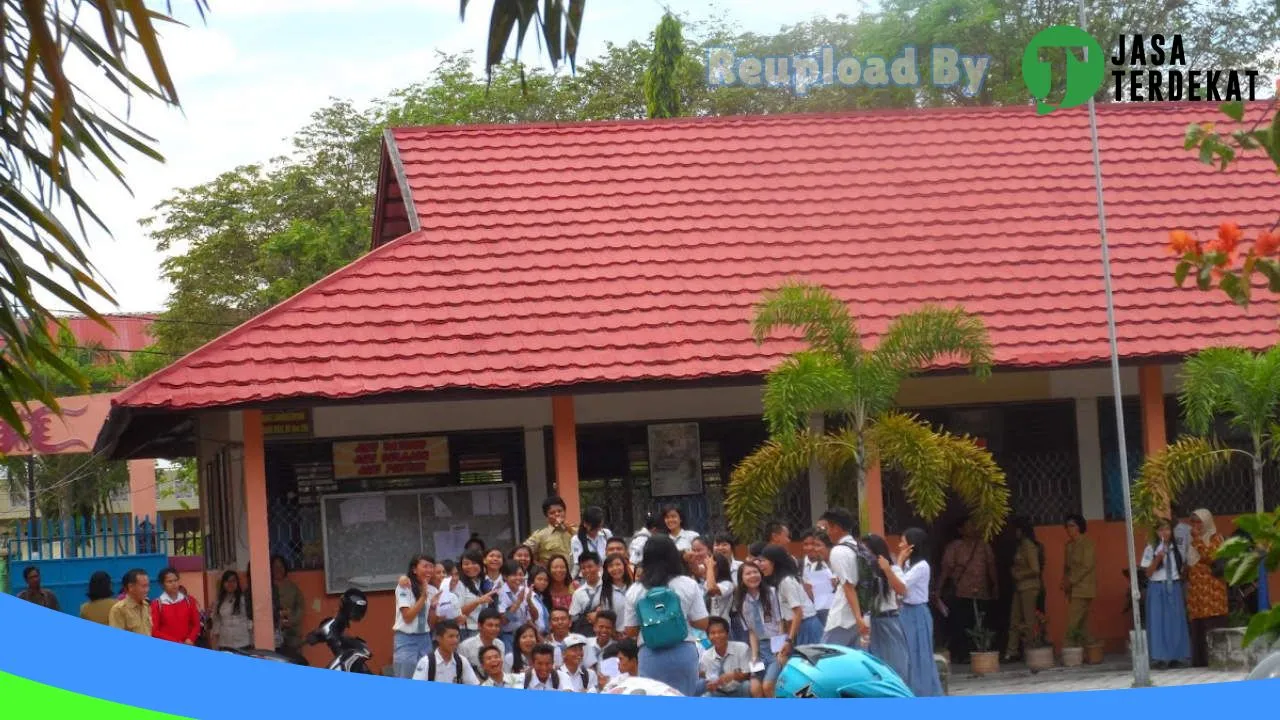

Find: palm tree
<box><xmin>724</xmin><ymin>281</ymin><xmax>1011</xmax><ymax>541</ymax></box>
<box><xmin>1133</xmin><ymin>345</ymin><xmax>1280</xmax><ymax>523</ymax></box>
<box><xmin>0</xmin><ymin>1</ymin><xmax>202</xmax><ymax>433</ymax></box>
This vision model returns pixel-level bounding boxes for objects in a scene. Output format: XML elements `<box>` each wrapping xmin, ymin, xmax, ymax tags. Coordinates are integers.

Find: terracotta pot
<box><xmin>1061</xmin><ymin>646</ymin><xmax>1084</xmax><ymax>667</ymax></box>
<box><xmin>970</xmin><ymin>651</ymin><xmax>1000</xmax><ymax>675</ymax></box>
<box><xmin>1085</xmin><ymin>642</ymin><xmax>1105</xmax><ymax>665</ymax></box>
<box><xmin>1025</xmin><ymin>646</ymin><xmax>1055</xmax><ymax>671</ymax></box>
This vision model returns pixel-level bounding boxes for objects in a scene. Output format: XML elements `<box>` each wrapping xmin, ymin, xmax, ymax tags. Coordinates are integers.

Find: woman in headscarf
<box><xmin>1185</xmin><ymin>508</ymin><xmax>1229</xmax><ymax>667</ymax></box>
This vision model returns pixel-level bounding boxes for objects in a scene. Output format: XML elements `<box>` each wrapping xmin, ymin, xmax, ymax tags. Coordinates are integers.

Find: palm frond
<box><xmin>1179</xmin><ymin>347</ymin><xmax>1250</xmax><ymax>435</ymax></box>
<box><xmin>726</xmin><ymin>432</ymin><xmax>857</xmax><ymax>541</ymax></box>
<box><xmin>751</xmin><ymin>281</ymin><xmax>860</xmax><ymax>364</ymax></box>
<box><xmin>870</xmin><ymin>411</ymin><xmax>1009</xmax><ymax>540</ymax></box>
<box><xmin>869</xmin><ymin>304</ymin><xmax>994</xmax><ymax>382</ymax></box>
<box><xmin>1132</xmin><ymin>436</ymin><xmax>1231</xmax><ymax>527</ymax></box>
<box><xmin>762</xmin><ymin>350</ymin><xmax>855</xmax><ymax>438</ymax></box>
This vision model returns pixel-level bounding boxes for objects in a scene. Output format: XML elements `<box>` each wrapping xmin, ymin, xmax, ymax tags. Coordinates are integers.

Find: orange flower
<box><xmin>1217</xmin><ymin>222</ymin><xmax>1243</xmax><ymax>253</ymax></box>
<box><xmin>1167</xmin><ymin>229</ymin><xmax>1198</xmax><ymax>255</ymax></box>
<box><xmin>1255</xmin><ymin>230</ymin><xmax>1280</xmax><ymax>257</ymax></box>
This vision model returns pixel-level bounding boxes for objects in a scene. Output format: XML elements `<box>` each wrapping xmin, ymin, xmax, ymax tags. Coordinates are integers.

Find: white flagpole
<box><xmin>1079</xmin><ymin>0</ymin><xmax>1151</xmax><ymax>688</ymax></box>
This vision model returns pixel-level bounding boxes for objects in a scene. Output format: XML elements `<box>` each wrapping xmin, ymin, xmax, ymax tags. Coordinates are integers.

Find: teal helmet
<box><xmin>774</xmin><ymin>644</ymin><xmax>914</xmax><ymax>698</ymax></box>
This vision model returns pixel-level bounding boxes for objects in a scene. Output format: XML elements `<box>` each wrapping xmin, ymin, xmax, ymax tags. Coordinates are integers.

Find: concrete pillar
<box><xmin>241</xmin><ymin>410</ymin><xmax>274</xmax><ymax>650</ymax></box>
<box><xmin>807</xmin><ymin>413</ymin><xmax>827</xmax><ymax>525</ymax></box>
<box><xmin>1075</xmin><ymin>398</ymin><xmax>1105</xmax><ymax>520</ymax></box>
<box><xmin>551</xmin><ymin>396</ymin><xmax>581</xmax><ymax>526</ymax></box>
<box><xmin>524</xmin><ymin>427</ymin><xmax>548</xmax><ymax>536</ymax></box>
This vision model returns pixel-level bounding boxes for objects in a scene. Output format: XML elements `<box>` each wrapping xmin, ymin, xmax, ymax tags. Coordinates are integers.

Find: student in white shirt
<box><xmin>817</xmin><ymin>507</ymin><xmax>868</xmax><ymax>646</ymax></box>
<box><xmin>585</xmin><ymin>609</ymin><xmax>618</xmax><ymax>670</ymax></box>
<box><xmin>629</xmin><ymin>513</ymin><xmax>662</xmax><ymax>568</ymax></box>
<box><xmin>713</xmin><ymin>534</ymin><xmax>743</xmax><ymax>578</ymax></box>
<box><xmin>800</xmin><ymin>527</ymin><xmax>836</xmax><ymax>628</ymax></box>
<box><xmin>505</xmin><ymin>623</ymin><xmax>563</xmax><ymax>673</ymax></box>
<box><xmin>412</xmin><ymin>620</ymin><xmax>480</xmax><ymax>685</ymax></box>
<box><xmin>605</xmin><ymin>537</ymin><xmax>630</xmax><ymax>572</ymax></box>
<box><xmin>599</xmin><ymin>639</ymin><xmax>639</xmax><ymax>692</ymax></box>
<box><xmin>392</xmin><ymin>554</ymin><xmax>438</xmax><ymax>679</ymax></box>
<box><xmin>458</xmin><ymin>608</ymin><xmax>505</xmax><ymax>675</ymax></box>
<box><xmin>570</xmin><ymin>551</ymin><xmax>605</xmax><ymax>635</ymax></box>
<box><xmin>522</xmin><ymin>643</ymin><xmax>574</xmax><ymax>691</ymax></box>
<box><xmin>559</xmin><ymin>633</ymin><xmax>598</xmax><ymax>692</ymax></box>
<box><xmin>760</xmin><ymin>544</ymin><xmax>824</xmax><ymax>647</ymax></box>
<box><xmin>599</xmin><ymin>553</ymin><xmax>632</xmax><ymax>617</ymax></box>
<box><xmin>891</xmin><ymin>528</ymin><xmax>944</xmax><ymax>697</ymax></box>
<box><xmin>571</xmin><ymin>507</ymin><xmax>613</xmax><ymax>579</ymax></box>
<box><xmin>478</xmin><ymin>645</ymin><xmax>520</xmax><ymax>688</ymax></box>
<box><xmin>862</xmin><ymin>534</ymin><xmax>910</xmax><ymax>684</ymax></box>
<box><xmin>482</xmin><ymin>548</ymin><xmax>505</xmax><ymax>593</ymax></box>
<box><xmin>548</xmin><ymin>607</ymin><xmax>573</xmax><ymax>657</ymax></box>
<box><xmin>732</xmin><ymin>561</ymin><xmax>785</xmax><ymax>697</ymax></box>
<box><xmin>496</xmin><ymin>561</ymin><xmax>538</xmax><ymax>649</ymax></box>
<box><xmin>455</xmin><ymin>550</ymin><xmax>500</xmax><ymax>640</ymax></box>
<box><xmin>1143</xmin><ymin>518</ymin><xmax>1191</xmax><ymax>669</ymax></box>
<box><xmin>660</xmin><ymin>504</ymin><xmax>700</xmax><ymax>552</ymax></box>
<box><xmin>697</xmin><ymin>617</ymin><xmax>752</xmax><ymax>697</ymax></box>
<box><xmin>623</xmin><ymin>535</ymin><xmax>710</xmax><ymax>697</ymax></box>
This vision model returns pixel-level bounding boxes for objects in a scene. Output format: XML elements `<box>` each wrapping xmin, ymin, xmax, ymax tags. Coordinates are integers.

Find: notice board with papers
<box><xmin>319</xmin><ymin>484</ymin><xmax>520</xmax><ymax>595</ymax></box>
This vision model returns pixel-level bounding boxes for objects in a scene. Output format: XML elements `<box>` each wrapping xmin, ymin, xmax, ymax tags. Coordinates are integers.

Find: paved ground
<box><xmin>946</xmin><ymin>657</ymin><xmax>1247</xmax><ymax>695</ymax></box>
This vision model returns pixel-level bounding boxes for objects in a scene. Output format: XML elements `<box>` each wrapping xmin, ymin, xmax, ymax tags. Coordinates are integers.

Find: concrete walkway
<box><xmin>946</xmin><ymin>657</ymin><xmax>1246</xmax><ymax>696</ymax></box>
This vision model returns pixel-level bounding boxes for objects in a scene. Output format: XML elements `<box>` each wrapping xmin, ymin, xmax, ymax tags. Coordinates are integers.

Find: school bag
<box><xmin>635</xmin><ymin>584</ymin><xmax>687</xmax><ymax>650</ymax></box>
<box><xmin>426</xmin><ymin>653</ymin><xmax>465</xmax><ymax>683</ymax></box>
<box><xmin>571</xmin><ymin>586</ymin><xmax>600</xmax><ymax>635</ymax></box>
<box><xmin>836</xmin><ymin>538</ymin><xmax>880</xmax><ymax>613</ymax></box>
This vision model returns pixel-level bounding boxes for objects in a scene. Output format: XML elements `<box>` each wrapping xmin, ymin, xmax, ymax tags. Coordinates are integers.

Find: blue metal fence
<box><xmin>3</xmin><ymin>515</ymin><xmax>172</xmax><ymax>612</ymax></box>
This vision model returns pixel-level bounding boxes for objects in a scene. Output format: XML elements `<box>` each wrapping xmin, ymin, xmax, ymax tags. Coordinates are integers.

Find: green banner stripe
<box><xmin>0</xmin><ymin>671</ymin><xmax>191</xmax><ymax>718</ymax></box>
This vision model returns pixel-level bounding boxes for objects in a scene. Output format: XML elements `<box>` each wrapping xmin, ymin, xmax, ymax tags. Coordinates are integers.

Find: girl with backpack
<box><xmin>210</xmin><ymin>569</ymin><xmax>253</xmax><ymax>650</ymax></box>
<box><xmin>759</xmin><ymin>544</ymin><xmax>824</xmax><ymax>646</ymax></box>
<box><xmin>623</xmin><ymin>535</ymin><xmax>709</xmax><ymax>697</ymax></box>
<box><xmin>861</xmin><ymin>535</ymin><xmax>911</xmax><ymax>684</ymax></box>
<box><xmin>1143</xmin><ymin>518</ymin><xmax>1192</xmax><ymax>669</ymax></box>
<box><xmin>732</xmin><ymin>560</ymin><xmax>786</xmax><ymax>697</ymax></box>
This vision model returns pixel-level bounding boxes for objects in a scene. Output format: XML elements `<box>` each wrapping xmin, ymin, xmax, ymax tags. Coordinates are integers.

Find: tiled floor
<box><xmin>946</xmin><ymin>659</ymin><xmax>1247</xmax><ymax>696</ymax></box>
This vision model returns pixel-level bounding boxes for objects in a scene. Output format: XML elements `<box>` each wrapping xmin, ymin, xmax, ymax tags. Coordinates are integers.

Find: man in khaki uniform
<box><xmin>523</xmin><ymin>496</ymin><xmax>575</xmax><ymax>567</ymax></box>
<box><xmin>1003</xmin><ymin>518</ymin><xmax>1043</xmax><ymax>661</ymax></box>
<box><xmin>109</xmin><ymin>568</ymin><xmax>152</xmax><ymax>636</ymax></box>
<box><xmin>1061</xmin><ymin>514</ymin><xmax>1096</xmax><ymax>644</ymax></box>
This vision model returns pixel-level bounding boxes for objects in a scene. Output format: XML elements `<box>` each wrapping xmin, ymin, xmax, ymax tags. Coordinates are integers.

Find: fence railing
<box><xmin>2</xmin><ymin>515</ymin><xmax>175</xmax><ymax>563</ymax></box>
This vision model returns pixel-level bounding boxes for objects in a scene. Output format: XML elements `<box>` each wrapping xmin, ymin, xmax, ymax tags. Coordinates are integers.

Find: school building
<box><xmin>94</xmin><ymin>102</ymin><xmax>1280</xmax><ymax>667</ymax></box>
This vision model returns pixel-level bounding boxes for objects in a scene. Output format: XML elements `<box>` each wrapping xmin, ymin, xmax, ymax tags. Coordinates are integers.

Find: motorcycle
<box><xmin>305</xmin><ymin>588</ymin><xmax>373</xmax><ymax>674</ymax></box>
<box><xmin>1248</xmin><ymin>649</ymin><xmax>1280</xmax><ymax>680</ymax></box>
<box><xmin>774</xmin><ymin>644</ymin><xmax>915</xmax><ymax>698</ymax></box>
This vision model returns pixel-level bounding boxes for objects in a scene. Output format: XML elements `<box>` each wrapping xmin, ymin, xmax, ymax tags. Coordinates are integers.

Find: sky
<box><xmin>62</xmin><ymin>0</ymin><xmax>859</xmax><ymax>316</ymax></box>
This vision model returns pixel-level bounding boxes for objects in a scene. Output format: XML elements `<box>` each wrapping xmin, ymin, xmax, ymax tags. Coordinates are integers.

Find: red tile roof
<box><xmin>112</xmin><ymin>103</ymin><xmax>1280</xmax><ymax>413</ymax></box>
<box><xmin>53</xmin><ymin>314</ymin><xmax>156</xmax><ymax>353</ymax></box>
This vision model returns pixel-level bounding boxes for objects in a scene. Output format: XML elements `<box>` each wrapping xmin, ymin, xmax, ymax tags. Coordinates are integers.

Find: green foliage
<box><xmin>1215</xmin><ymin>511</ymin><xmax>1280</xmax><ymax>647</ymax></box>
<box><xmin>967</xmin><ymin>601</ymin><xmax>997</xmax><ymax>652</ymax></box>
<box><xmin>0</xmin><ymin>2</ymin><xmax>205</xmax><ymax>435</ymax></box>
<box><xmin>1132</xmin><ymin>436</ymin><xmax>1231</xmax><ymax>526</ymax></box>
<box><xmin>726</xmin><ymin>282</ymin><xmax>1007</xmax><ymax>541</ymax></box>
<box><xmin>461</xmin><ymin>0</ymin><xmax>585</xmax><ymax>80</ymax></box>
<box><xmin>644</xmin><ymin>13</ymin><xmax>687</xmax><ymax>119</ymax></box>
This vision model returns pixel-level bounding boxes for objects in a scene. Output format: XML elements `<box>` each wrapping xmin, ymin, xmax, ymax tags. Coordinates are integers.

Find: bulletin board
<box><xmin>319</xmin><ymin>484</ymin><xmax>520</xmax><ymax>595</ymax></box>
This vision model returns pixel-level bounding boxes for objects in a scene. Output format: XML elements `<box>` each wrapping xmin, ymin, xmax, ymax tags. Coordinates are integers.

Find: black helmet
<box><xmin>339</xmin><ymin>588</ymin><xmax>368</xmax><ymax>623</ymax></box>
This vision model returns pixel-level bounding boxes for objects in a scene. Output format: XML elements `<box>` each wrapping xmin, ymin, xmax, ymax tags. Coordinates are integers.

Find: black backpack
<box><xmin>836</xmin><ymin>538</ymin><xmax>880</xmax><ymax>612</ymax></box>
<box><xmin>426</xmin><ymin>652</ymin><xmax>465</xmax><ymax>683</ymax></box>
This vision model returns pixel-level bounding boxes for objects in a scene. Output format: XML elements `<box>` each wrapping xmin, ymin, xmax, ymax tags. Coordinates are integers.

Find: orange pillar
<box><xmin>551</xmin><ymin>396</ymin><xmax>581</xmax><ymax>526</ymax></box>
<box><xmin>1138</xmin><ymin>366</ymin><xmax>1167</xmax><ymax>457</ymax></box>
<box><xmin>127</xmin><ymin>459</ymin><xmax>157</xmax><ymax>527</ymax></box>
<box><xmin>242</xmin><ymin>410</ymin><xmax>275</xmax><ymax>650</ymax></box>
<box><xmin>865</xmin><ymin>460</ymin><xmax>885</xmax><ymax>536</ymax></box>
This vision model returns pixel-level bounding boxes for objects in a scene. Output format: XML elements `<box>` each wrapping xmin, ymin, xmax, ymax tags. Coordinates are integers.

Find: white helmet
<box><xmin>599</xmin><ymin>676</ymin><xmax>684</xmax><ymax>697</ymax></box>
<box><xmin>1248</xmin><ymin>650</ymin><xmax>1280</xmax><ymax>680</ymax></box>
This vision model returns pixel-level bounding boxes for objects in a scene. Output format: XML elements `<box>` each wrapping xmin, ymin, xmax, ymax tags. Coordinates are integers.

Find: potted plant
<box><xmin>1024</xmin><ymin>608</ymin><xmax>1055</xmax><ymax>672</ymax></box>
<box><xmin>967</xmin><ymin>601</ymin><xmax>1000</xmax><ymax>675</ymax></box>
<box><xmin>1084</xmin><ymin>638</ymin><xmax>1106</xmax><ymax>664</ymax></box>
<box><xmin>1062</xmin><ymin>626</ymin><xmax>1085</xmax><ymax>667</ymax></box>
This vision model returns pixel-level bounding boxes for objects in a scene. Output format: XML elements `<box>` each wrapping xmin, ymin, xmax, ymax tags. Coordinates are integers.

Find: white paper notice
<box><xmin>433</xmin><ymin>523</ymin><xmax>471</xmax><ymax>561</ymax></box>
<box><xmin>432</xmin><ymin>496</ymin><xmax>452</xmax><ymax>518</ymax></box>
<box><xmin>489</xmin><ymin>489</ymin><xmax>508</xmax><ymax>515</ymax></box>
<box><xmin>808</xmin><ymin>569</ymin><xmax>834</xmax><ymax>610</ymax></box>
<box><xmin>750</xmin><ymin>661</ymin><xmax>765</xmax><ymax>674</ymax></box>
<box><xmin>339</xmin><ymin>496</ymin><xmax>385</xmax><ymax>526</ymax></box>
<box><xmin>599</xmin><ymin>658</ymin><xmax>620</xmax><ymax>678</ymax></box>
<box><xmin>769</xmin><ymin>635</ymin><xmax>787</xmax><ymax>654</ymax></box>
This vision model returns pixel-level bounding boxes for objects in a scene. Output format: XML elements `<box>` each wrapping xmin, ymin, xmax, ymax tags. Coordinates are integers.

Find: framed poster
<box><xmin>647</xmin><ymin>422</ymin><xmax>702</xmax><ymax>497</ymax></box>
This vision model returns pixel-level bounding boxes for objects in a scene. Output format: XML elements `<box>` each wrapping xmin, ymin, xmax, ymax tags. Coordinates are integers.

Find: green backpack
<box><xmin>636</xmin><ymin>585</ymin><xmax>687</xmax><ymax>650</ymax></box>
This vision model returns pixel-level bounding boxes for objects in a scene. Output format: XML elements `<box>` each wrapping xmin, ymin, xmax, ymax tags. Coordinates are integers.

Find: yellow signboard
<box><xmin>332</xmin><ymin>436</ymin><xmax>449</xmax><ymax>480</ymax></box>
